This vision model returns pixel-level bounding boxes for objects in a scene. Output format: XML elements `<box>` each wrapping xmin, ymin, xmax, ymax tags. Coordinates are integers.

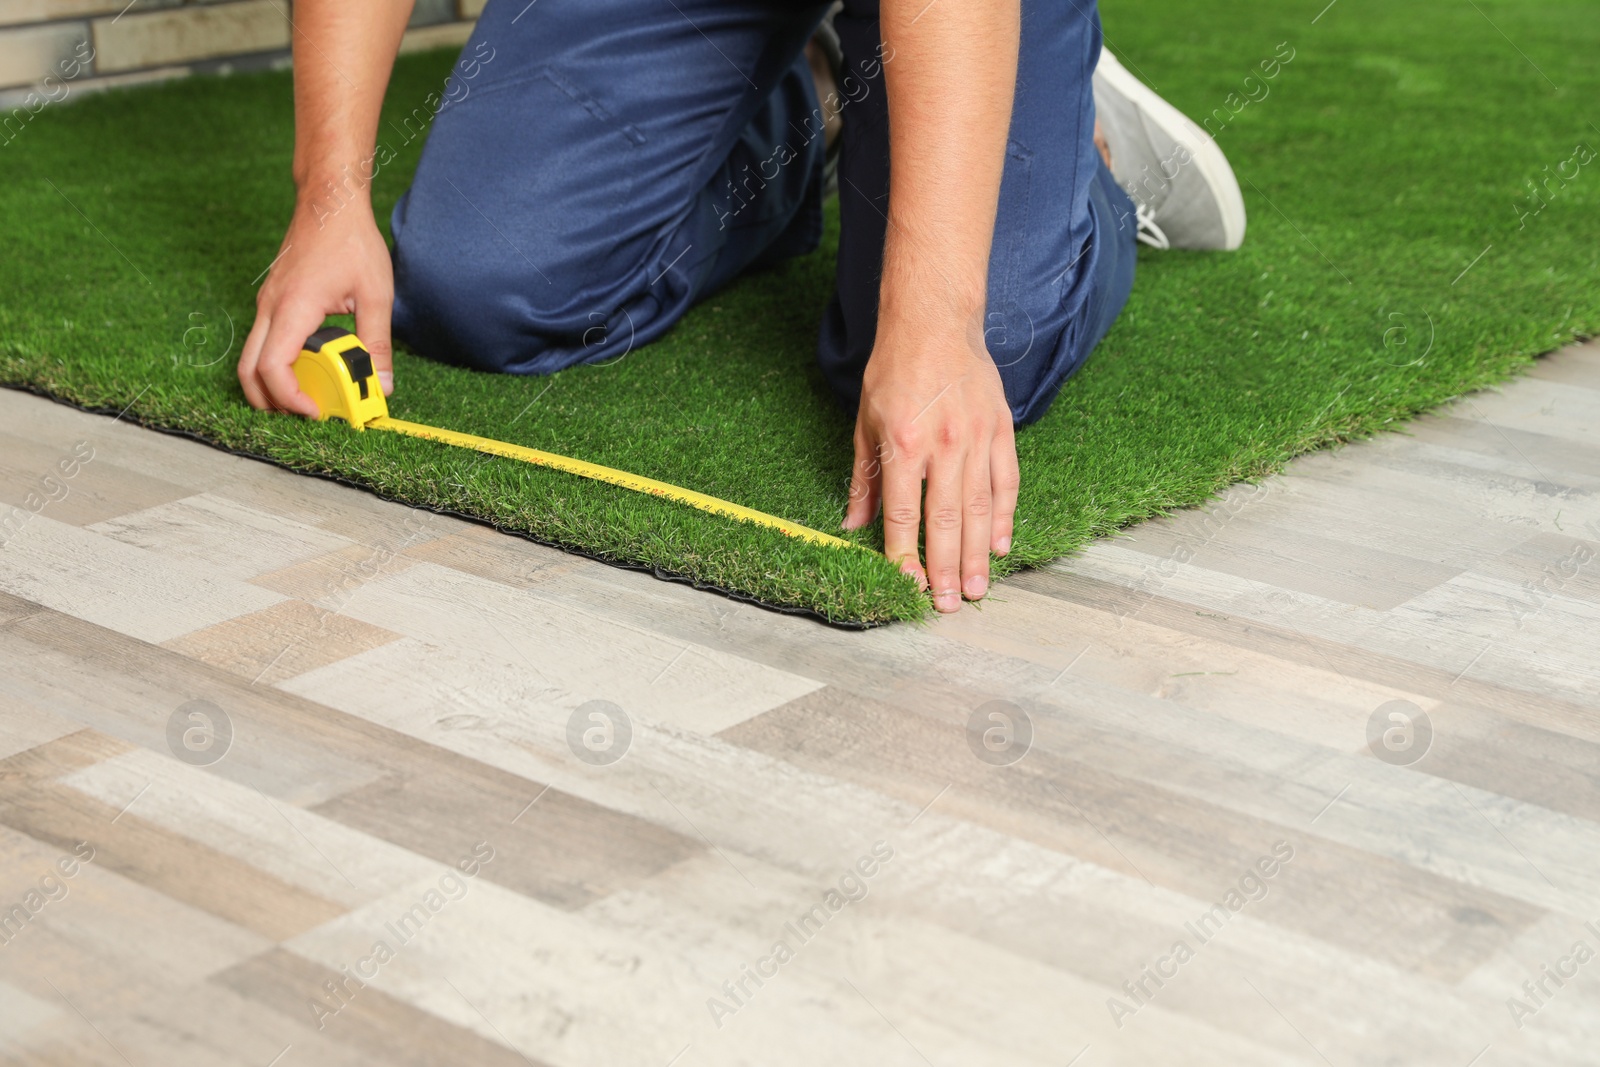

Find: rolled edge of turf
<box><xmin>0</xmin><ymin>382</ymin><xmax>889</xmax><ymax>631</ymax></box>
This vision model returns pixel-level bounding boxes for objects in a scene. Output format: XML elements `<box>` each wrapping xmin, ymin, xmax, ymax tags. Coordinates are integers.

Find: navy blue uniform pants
<box><xmin>390</xmin><ymin>0</ymin><xmax>1137</xmax><ymax>426</ymax></box>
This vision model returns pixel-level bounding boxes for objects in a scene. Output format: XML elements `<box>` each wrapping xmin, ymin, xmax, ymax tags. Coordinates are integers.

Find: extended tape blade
<box><xmin>368</xmin><ymin>417</ymin><xmax>855</xmax><ymax>550</ymax></box>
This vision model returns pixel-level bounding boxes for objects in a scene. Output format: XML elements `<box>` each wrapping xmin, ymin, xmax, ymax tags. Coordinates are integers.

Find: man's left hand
<box><xmin>844</xmin><ymin>311</ymin><xmax>1018</xmax><ymax>612</ymax></box>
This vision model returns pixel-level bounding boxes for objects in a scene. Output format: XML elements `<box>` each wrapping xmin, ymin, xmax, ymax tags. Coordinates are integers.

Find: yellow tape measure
<box><xmin>291</xmin><ymin>328</ymin><xmax>854</xmax><ymax>550</ymax></box>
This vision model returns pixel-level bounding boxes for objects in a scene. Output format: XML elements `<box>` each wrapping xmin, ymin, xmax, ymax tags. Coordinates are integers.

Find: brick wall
<box><xmin>0</xmin><ymin>0</ymin><xmax>479</xmax><ymax>108</ymax></box>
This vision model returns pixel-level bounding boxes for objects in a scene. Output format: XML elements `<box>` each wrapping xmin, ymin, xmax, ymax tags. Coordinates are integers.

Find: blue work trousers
<box><xmin>390</xmin><ymin>0</ymin><xmax>1137</xmax><ymax>425</ymax></box>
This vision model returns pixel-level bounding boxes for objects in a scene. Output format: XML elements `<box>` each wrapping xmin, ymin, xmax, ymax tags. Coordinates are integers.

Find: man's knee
<box><xmin>392</xmin><ymin>204</ymin><xmax>662</xmax><ymax>376</ymax></box>
<box><xmin>985</xmin><ymin>295</ymin><xmax>1075</xmax><ymax>425</ymax></box>
<box><xmin>987</xmin><ymin>264</ymin><xmax>1129</xmax><ymax>425</ymax></box>
<box><xmin>391</xmin><ymin>222</ymin><xmax>547</xmax><ymax>373</ymax></box>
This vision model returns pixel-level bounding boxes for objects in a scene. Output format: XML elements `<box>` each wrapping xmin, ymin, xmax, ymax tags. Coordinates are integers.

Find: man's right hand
<box><xmin>236</xmin><ymin>0</ymin><xmax>414</xmax><ymax>415</ymax></box>
<box><xmin>237</xmin><ymin>198</ymin><xmax>395</xmax><ymax>417</ymax></box>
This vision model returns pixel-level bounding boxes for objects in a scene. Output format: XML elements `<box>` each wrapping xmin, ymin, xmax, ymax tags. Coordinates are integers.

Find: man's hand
<box><xmin>856</xmin><ymin>0</ymin><xmax>1023</xmax><ymax>611</ymax></box>
<box><xmin>845</xmin><ymin>312</ymin><xmax>1018</xmax><ymax>612</ymax></box>
<box><xmin>237</xmin><ymin>202</ymin><xmax>394</xmax><ymax>416</ymax></box>
<box><xmin>236</xmin><ymin>0</ymin><xmax>413</xmax><ymax>416</ymax></box>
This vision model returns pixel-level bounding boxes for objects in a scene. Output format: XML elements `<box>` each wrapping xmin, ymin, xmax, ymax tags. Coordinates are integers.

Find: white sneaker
<box><xmin>1092</xmin><ymin>46</ymin><xmax>1247</xmax><ymax>251</ymax></box>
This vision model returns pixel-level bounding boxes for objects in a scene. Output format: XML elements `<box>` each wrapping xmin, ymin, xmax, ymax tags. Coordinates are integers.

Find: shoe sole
<box><xmin>1094</xmin><ymin>47</ymin><xmax>1247</xmax><ymax>251</ymax></box>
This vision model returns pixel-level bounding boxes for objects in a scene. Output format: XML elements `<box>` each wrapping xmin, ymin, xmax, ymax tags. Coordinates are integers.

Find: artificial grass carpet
<box><xmin>2</xmin><ymin>0</ymin><xmax>1596</xmax><ymax>624</ymax></box>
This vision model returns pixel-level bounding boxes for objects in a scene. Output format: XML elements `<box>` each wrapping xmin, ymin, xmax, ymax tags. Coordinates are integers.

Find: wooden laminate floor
<box><xmin>1</xmin><ymin>343</ymin><xmax>1597</xmax><ymax>1066</ymax></box>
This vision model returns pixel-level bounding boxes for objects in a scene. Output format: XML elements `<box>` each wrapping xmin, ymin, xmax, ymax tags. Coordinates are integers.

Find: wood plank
<box><xmin>87</xmin><ymin>492</ymin><xmax>359</xmax><ymax>582</ymax></box>
<box><xmin>722</xmin><ymin>686</ymin><xmax>1544</xmax><ymax>980</ymax></box>
<box><xmin>212</xmin><ymin>948</ymin><xmax>551</xmax><ymax>1066</ymax></box>
<box><xmin>1115</xmin><ymin>515</ymin><xmax>1466</xmax><ymax>611</ymax></box>
<box><xmin>0</xmin><ymin>431</ymin><xmax>191</xmax><ymax>528</ymax></box>
<box><xmin>326</xmin><ymin>560</ymin><xmax>825</xmax><ymax>736</ymax></box>
<box><xmin>0</xmin><ymin>607</ymin><xmax>390</xmax><ymax>809</ymax></box>
<box><xmin>207</xmin><ymin>463</ymin><xmax>468</xmax><ymax>548</ymax></box>
<box><xmin>1375</xmin><ymin>420</ymin><xmax>1600</xmax><ymax>497</ymax></box>
<box><xmin>12</xmin><ymin>977</ymin><xmax>376</xmax><ymax>1067</ymax></box>
<box><xmin>249</xmin><ymin>543</ymin><xmax>422</xmax><ymax>606</ymax></box>
<box><xmin>311</xmin><ymin>761</ymin><xmax>705</xmax><ymax>911</ymax></box>
<box><xmin>58</xmin><ymin>748</ymin><xmax>443</xmax><ymax>910</ymax></box>
<box><xmin>0</xmin><ymin>732</ymin><xmax>348</xmax><ymax>942</ymax></box>
<box><xmin>0</xmin><ymin>819</ymin><xmax>271</xmax><ymax>1025</ymax></box>
<box><xmin>161</xmin><ymin>598</ymin><xmax>403</xmax><ymax>686</ymax></box>
<box><xmin>398</xmin><ymin>521</ymin><xmax>588</xmax><ymax>589</ymax></box>
<box><xmin>0</xmin><ymin>513</ymin><xmax>284</xmax><ymax>644</ymax></box>
<box><xmin>1523</xmin><ymin>338</ymin><xmax>1600</xmax><ymax>387</ymax></box>
<box><xmin>1007</xmin><ymin>564</ymin><xmax>1600</xmax><ymax>741</ymax></box>
<box><xmin>0</xmin><ymin>389</ymin><xmax>243</xmax><ymax>493</ymax></box>
<box><xmin>4</xmin><ymin>597</ymin><xmax>710</xmax><ymax>913</ymax></box>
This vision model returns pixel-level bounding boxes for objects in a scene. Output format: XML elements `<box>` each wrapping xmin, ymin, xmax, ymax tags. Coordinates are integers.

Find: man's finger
<box><xmin>258</xmin><ymin>302</ymin><xmax>326</xmax><ymax>418</ymax></box>
<box><xmin>842</xmin><ymin>427</ymin><xmax>882</xmax><ymax>531</ymax></box>
<box><xmin>355</xmin><ymin>284</ymin><xmax>395</xmax><ymax>397</ymax></box>
<box><xmin>237</xmin><ymin>312</ymin><xmax>271</xmax><ymax>410</ymax></box>
<box><xmin>880</xmin><ymin>439</ymin><xmax>927</xmax><ymax>589</ymax></box>
<box><xmin>922</xmin><ymin>444</ymin><xmax>965</xmax><ymax>613</ymax></box>
<box><xmin>990</xmin><ymin>425</ymin><xmax>1019</xmax><ymax>556</ymax></box>
<box><xmin>961</xmin><ymin>444</ymin><xmax>993</xmax><ymax>600</ymax></box>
